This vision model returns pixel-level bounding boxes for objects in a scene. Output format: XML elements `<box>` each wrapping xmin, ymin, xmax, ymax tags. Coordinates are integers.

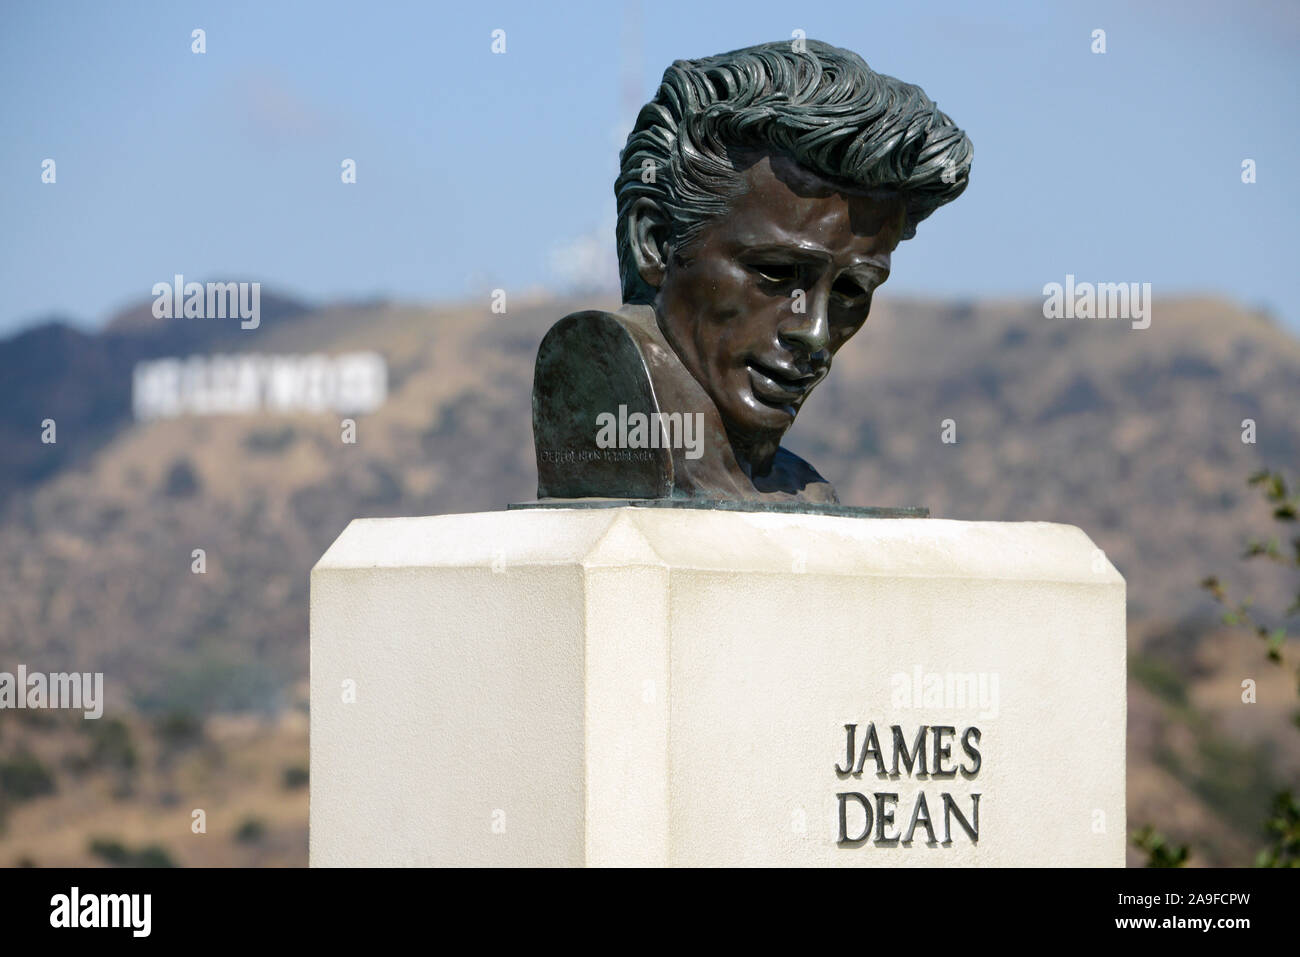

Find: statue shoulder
<box><xmin>536</xmin><ymin>307</ymin><xmax>662</xmax><ymax>361</ymax></box>
<box><xmin>532</xmin><ymin>308</ymin><xmax>673</xmax><ymax>499</ymax></box>
<box><xmin>540</xmin><ymin>308</ymin><xmax>630</xmax><ymax>345</ymax></box>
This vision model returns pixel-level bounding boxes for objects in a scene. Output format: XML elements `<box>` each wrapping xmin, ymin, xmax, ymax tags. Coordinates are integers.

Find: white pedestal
<box><xmin>310</xmin><ymin>507</ymin><xmax>1125</xmax><ymax>867</ymax></box>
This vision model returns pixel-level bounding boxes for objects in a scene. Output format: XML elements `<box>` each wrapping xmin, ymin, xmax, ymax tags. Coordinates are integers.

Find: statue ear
<box><xmin>628</xmin><ymin>198</ymin><xmax>670</xmax><ymax>290</ymax></box>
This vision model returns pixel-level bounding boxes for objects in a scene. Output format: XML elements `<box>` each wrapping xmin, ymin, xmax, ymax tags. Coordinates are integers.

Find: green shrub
<box><xmin>282</xmin><ymin>765</ymin><xmax>309</xmax><ymax>790</ymax></box>
<box><xmin>81</xmin><ymin>718</ymin><xmax>136</xmax><ymax>771</ymax></box>
<box><xmin>0</xmin><ymin>749</ymin><xmax>56</xmax><ymax>801</ymax></box>
<box><xmin>154</xmin><ymin>709</ymin><xmax>204</xmax><ymax>749</ymax></box>
<box><xmin>235</xmin><ymin>817</ymin><xmax>266</xmax><ymax>844</ymax></box>
<box><xmin>88</xmin><ymin>837</ymin><xmax>176</xmax><ymax>868</ymax></box>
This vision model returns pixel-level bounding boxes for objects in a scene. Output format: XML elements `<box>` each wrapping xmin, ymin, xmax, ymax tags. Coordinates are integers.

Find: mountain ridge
<box><xmin>0</xmin><ymin>289</ymin><xmax>1297</xmax><ymax>865</ymax></box>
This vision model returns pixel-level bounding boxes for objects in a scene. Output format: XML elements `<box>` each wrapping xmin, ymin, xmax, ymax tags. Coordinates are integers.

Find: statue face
<box><xmin>653</xmin><ymin>151</ymin><xmax>907</xmax><ymax>444</ymax></box>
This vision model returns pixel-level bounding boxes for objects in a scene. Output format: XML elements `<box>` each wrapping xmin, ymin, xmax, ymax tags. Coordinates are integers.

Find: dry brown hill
<box><xmin>1</xmin><ymin>291</ymin><xmax>1297</xmax><ymax>865</ymax></box>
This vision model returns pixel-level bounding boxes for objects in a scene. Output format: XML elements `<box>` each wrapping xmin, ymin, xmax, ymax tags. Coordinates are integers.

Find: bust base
<box><xmin>310</xmin><ymin>506</ymin><xmax>1125</xmax><ymax>866</ymax></box>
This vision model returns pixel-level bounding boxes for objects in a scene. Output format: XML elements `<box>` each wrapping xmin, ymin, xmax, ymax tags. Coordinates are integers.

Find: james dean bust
<box><xmin>532</xmin><ymin>39</ymin><xmax>972</xmax><ymax>503</ymax></box>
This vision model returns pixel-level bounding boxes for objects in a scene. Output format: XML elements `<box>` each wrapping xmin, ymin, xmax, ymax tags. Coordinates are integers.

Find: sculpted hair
<box><xmin>615</xmin><ymin>39</ymin><xmax>973</xmax><ymax>302</ymax></box>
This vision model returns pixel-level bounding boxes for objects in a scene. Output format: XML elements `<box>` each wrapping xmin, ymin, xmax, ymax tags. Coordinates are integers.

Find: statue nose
<box><xmin>779</xmin><ymin>304</ymin><xmax>831</xmax><ymax>357</ymax></box>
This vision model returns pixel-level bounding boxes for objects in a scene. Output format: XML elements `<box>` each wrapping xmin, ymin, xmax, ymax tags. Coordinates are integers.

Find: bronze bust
<box><xmin>533</xmin><ymin>40</ymin><xmax>972</xmax><ymax>503</ymax></box>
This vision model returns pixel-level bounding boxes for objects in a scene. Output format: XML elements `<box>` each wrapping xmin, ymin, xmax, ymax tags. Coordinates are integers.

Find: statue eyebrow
<box><xmin>740</xmin><ymin>244</ymin><xmax>890</xmax><ymax>277</ymax></box>
<box><xmin>843</xmin><ymin>258</ymin><xmax>890</xmax><ymax>278</ymax></box>
<box><xmin>739</xmin><ymin>243</ymin><xmax>833</xmax><ymax>264</ymax></box>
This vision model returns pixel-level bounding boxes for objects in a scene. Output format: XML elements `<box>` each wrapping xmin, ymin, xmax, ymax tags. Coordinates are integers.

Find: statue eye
<box><xmin>752</xmin><ymin>263</ymin><xmax>800</xmax><ymax>284</ymax></box>
<box><xmin>832</xmin><ymin>276</ymin><xmax>867</xmax><ymax>299</ymax></box>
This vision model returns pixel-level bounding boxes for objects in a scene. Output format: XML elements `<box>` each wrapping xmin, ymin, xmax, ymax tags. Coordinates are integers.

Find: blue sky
<box><xmin>1</xmin><ymin>0</ymin><xmax>1297</xmax><ymax>336</ymax></box>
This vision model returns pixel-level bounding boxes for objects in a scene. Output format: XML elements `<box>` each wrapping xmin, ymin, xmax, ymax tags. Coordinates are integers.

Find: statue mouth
<box><xmin>747</xmin><ymin>360</ymin><xmax>820</xmax><ymax>410</ymax></box>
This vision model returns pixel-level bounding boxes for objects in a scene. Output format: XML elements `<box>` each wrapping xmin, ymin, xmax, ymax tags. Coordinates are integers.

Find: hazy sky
<box><xmin>2</xmin><ymin>0</ymin><xmax>1297</xmax><ymax>336</ymax></box>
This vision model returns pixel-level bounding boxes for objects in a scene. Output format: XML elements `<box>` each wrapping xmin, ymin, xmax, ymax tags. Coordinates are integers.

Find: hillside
<box><xmin>0</xmin><ymin>291</ymin><xmax>1297</xmax><ymax>866</ymax></box>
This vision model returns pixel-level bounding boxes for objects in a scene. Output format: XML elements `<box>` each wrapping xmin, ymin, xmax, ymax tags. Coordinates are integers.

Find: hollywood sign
<box><xmin>132</xmin><ymin>352</ymin><xmax>387</xmax><ymax>421</ymax></box>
